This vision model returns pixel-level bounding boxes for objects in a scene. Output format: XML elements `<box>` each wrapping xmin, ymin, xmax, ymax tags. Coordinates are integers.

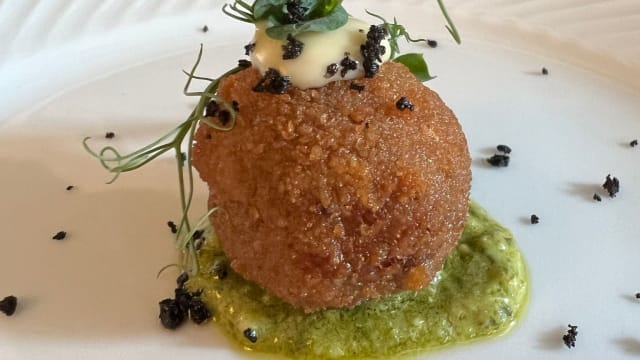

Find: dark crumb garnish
<box><xmin>496</xmin><ymin>144</ymin><xmax>512</xmax><ymax>154</ymax></box>
<box><xmin>192</xmin><ymin>229</ymin><xmax>204</xmax><ymax>241</ymax></box>
<box><xmin>232</xmin><ymin>100</ymin><xmax>240</xmax><ymax>112</ymax></box>
<box><xmin>350</xmin><ymin>82</ymin><xmax>365</xmax><ymax>92</ymax></box>
<box><xmin>202</xmin><ymin>25</ymin><xmax>209</xmax><ymax>33</ymax></box>
<box><xmin>159</xmin><ymin>273</ymin><xmax>213</xmax><ymax>329</ymax></box>
<box><xmin>562</xmin><ymin>324</ymin><xmax>578</xmax><ymax>348</ymax></box>
<box><xmin>630</xmin><ymin>139</ymin><xmax>638</xmax><ymax>147</ymax></box>
<box><xmin>167</xmin><ymin>221</ymin><xmax>178</xmax><ymax>234</ymax></box>
<box><xmin>427</xmin><ymin>39</ymin><xmax>438</xmax><ymax>48</ymax></box>
<box><xmin>361</xmin><ymin>25</ymin><xmax>387</xmax><ymax>78</ymax></box>
<box><xmin>542</xmin><ymin>67</ymin><xmax>549</xmax><ymax>75</ymax></box>
<box><xmin>487</xmin><ymin>154</ymin><xmax>510</xmax><ymax>167</ymax></box>
<box><xmin>244</xmin><ymin>42</ymin><xmax>256</xmax><ymax>56</ymax></box>
<box><xmin>243</xmin><ymin>328</ymin><xmax>258</xmax><ymax>343</ymax></box>
<box><xmin>602</xmin><ymin>174</ymin><xmax>620</xmax><ymax>198</ymax></box>
<box><xmin>593</xmin><ymin>193</ymin><xmax>602</xmax><ymax>202</ymax></box>
<box><xmin>339</xmin><ymin>54</ymin><xmax>358</xmax><ymax>77</ymax></box>
<box><xmin>105</xmin><ymin>132</ymin><xmax>115</xmax><ymax>139</ymax></box>
<box><xmin>159</xmin><ymin>298</ymin><xmax>186</xmax><ymax>330</ymax></box>
<box><xmin>238</xmin><ymin>59</ymin><xmax>252</xmax><ymax>68</ymax></box>
<box><xmin>205</xmin><ymin>100</ymin><xmax>219</xmax><ymax>117</ymax></box>
<box><xmin>284</xmin><ymin>0</ymin><xmax>308</xmax><ymax>24</ymax></box>
<box><xmin>0</xmin><ymin>295</ymin><xmax>17</xmax><ymax>316</ymax></box>
<box><xmin>325</xmin><ymin>63</ymin><xmax>339</xmax><ymax>78</ymax></box>
<box><xmin>530</xmin><ymin>214</ymin><xmax>540</xmax><ymax>224</ymax></box>
<box><xmin>218</xmin><ymin>110</ymin><xmax>231</xmax><ymax>126</ymax></box>
<box><xmin>176</xmin><ymin>272</ymin><xmax>189</xmax><ymax>288</ymax></box>
<box><xmin>211</xmin><ymin>257</ymin><xmax>229</xmax><ymax>280</ymax></box>
<box><xmin>396</xmin><ymin>97</ymin><xmax>415</xmax><ymax>111</ymax></box>
<box><xmin>66</xmin><ymin>185</ymin><xmax>74</xmax><ymax>191</ymax></box>
<box><xmin>253</xmin><ymin>68</ymin><xmax>291</xmax><ymax>94</ymax></box>
<box><xmin>282</xmin><ymin>34</ymin><xmax>305</xmax><ymax>60</ymax></box>
<box><xmin>635</xmin><ymin>292</ymin><xmax>640</xmax><ymax>299</ymax></box>
<box><xmin>52</xmin><ymin>231</ymin><xmax>67</xmax><ymax>240</ymax></box>
<box><xmin>189</xmin><ymin>297</ymin><xmax>212</xmax><ymax>324</ymax></box>
<box><xmin>180</xmin><ymin>152</ymin><xmax>187</xmax><ymax>162</ymax></box>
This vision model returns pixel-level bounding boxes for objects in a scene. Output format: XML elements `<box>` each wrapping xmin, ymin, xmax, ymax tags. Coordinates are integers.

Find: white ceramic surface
<box><xmin>1</xmin><ymin>1</ymin><xmax>639</xmax><ymax>359</ymax></box>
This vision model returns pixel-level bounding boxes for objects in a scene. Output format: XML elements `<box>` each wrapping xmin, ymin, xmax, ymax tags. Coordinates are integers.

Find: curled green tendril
<box><xmin>84</xmin><ymin>44</ymin><xmax>243</xmax><ymax>274</ymax></box>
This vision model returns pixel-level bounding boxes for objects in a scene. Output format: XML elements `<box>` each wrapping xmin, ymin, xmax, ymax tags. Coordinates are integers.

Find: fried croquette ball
<box><xmin>193</xmin><ymin>62</ymin><xmax>471</xmax><ymax>312</ymax></box>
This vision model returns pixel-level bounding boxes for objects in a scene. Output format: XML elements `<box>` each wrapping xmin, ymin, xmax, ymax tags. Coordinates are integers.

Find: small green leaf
<box><xmin>252</xmin><ymin>0</ymin><xmax>289</xmax><ymax>21</ymax></box>
<box><xmin>393</xmin><ymin>53</ymin><xmax>435</xmax><ymax>82</ymax></box>
<box><xmin>308</xmin><ymin>0</ymin><xmax>342</xmax><ymax>17</ymax></box>
<box><xmin>265</xmin><ymin>5</ymin><xmax>348</xmax><ymax>39</ymax></box>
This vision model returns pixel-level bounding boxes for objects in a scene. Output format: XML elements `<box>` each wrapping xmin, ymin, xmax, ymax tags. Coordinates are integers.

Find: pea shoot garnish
<box><xmin>84</xmin><ymin>45</ymin><xmax>243</xmax><ymax>273</ymax></box>
<box><xmin>223</xmin><ymin>0</ymin><xmax>348</xmax><ymax>39</ymax></box>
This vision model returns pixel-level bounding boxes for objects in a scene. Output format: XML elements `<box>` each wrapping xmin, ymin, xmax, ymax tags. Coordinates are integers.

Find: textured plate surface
<box><xmin>1</xmin><ymin>0</ymin><xmax>639</xmax><ymax>359</ymax></box>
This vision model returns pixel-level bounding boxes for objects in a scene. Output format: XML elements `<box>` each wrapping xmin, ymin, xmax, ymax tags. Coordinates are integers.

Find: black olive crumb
<box><xmin>530</xmin><ymin>214</ymin><xmax>540</xmax><ymax>224</ymax></box>
<box><xmin>159</xmin><ymin>298</ymin><xmax>186</xmax><ymax>330</ymax></box>
<box><xmin>635</xmin><ymin>292</ymin><xmax>640</xmax><ymax>299</ymax></box>
<box><xmin>192</xmin><ymin>229</ymin><xmax>204</xmax><ymax>241</ymax></box>
<box><xmin>244</xmin><ymin>42</ymin><xmax>256</xmax><ymax>56</ymax></box>
<box><xmin>202</xmin><ymin>25</ymin><xmax>209</xmax><ymax>33</ymax></box>
<box><xmin>339</xmin><ymin>55</ymin><xmax>358</xmax><ymax>78</ymax></box>
<box><xmin>496</xmin><ymin>144</ymin><xmax>512</xmax><ymax>154</ymax></box>
<box><xmin>325</xmin><ymin>63</ymin><xmax>339</xmax><ymax>78</ymax></box>
<box><xmin>243</xmin><ymin>328</ymin><xmax>258</xmax><ymax>343</ymax></box>
<box><xmin>238</xmin><ymin>59</ymin><xmax>252</xmax><ymax>68</ymax></box>
<box><xmin>218</xmin><ymin>110</ymin><xmax>231</xmax><ymax>126</ymax></box>
<box><xmin>602</xmin><ymin>174</ymin><xmax>620</xmax><ymax>198</ymax></box>
<box><xmin>630</xmin><ymin>139</ymin><xmax>638</xmax><ymax>147</ymax></box>
<box><xmin>105</xmin><ymin>132</ymin><xmax>115</xmax><ymax>139</ymax></box>
<box><xmin>189</xmin><ymin>297</ymin><xmax>212</xmax><ymax>324</ymax></box>
<box><xmin>427</xmin><ymin>39</ymin><xmax>438</xmax><ymax>48</ymax></box>
<box><xmin>0</xmin><ymin>295</ymin><xmax>17</xmax><ymax>316</ymax></box>
<box><xmin>52</xmin><ymin>231</ymin><xmax>67</xmax><ymax>240</ymax></box>
<box><xmin>176</xmin><ymin>272</ymin><xmax>189</xmax><ymax>288</ymax></box>
<box><xmin>562</xmin><ymin>324</ymin><xmax>578</xmax><ymax>348</ymax></box>
<box><xmin>487</xmin><ymin>154</ymin><xmax>510</xmax><ymax>167</ymax></box>
<box><xmin>180</xmin><ymin>152</ymin><xmax>187</xmax><ymax>163</ymax></box>
<box><xmin>542</xmin><ymin>67</ymin><xmax>549</xmax><ymax>75</ymax></box>
<box><xmin>66</xmin><ymin>185</ymin><xmax>74</xmax><ymax>191</ymax></box>
<box><xmin>361</xmin><ymin>25</ymin><xmax>387</xmax><ymax>78</ymax></box>
<box><xmin>253</xmin><ymin>68</ymin><xmax>291</xmax><ymax>94</ymax></box>
<box><xmin>284</xmin><ymin>0</ymin><xmax>308</xmax><ymax>24</ymax></box>
<box><xmin>282</xmin><ymin>33</ymin><xmax>305</xmax><ymax>60</ymax></box>
<box><xmin>174</xmin><ymin>288</ymin><xmax>192</xmax><ymax>314</ymax></box>
<box><xmin>350</xmin><ymin>82</ymin><xmax>365</xmax><ymax>92</ymax></box>
<box><xmin>205</xmin><ymin>100</ymin><xmax>219</xmax><ymax>117</ymax></box>
<box><xmin>167</xmin><ymin>221</ymin><xmax>178</xmax><ymax>234</ymax></box>
<box><xmin>593</xmin><ymin>193</ymin><xmax>602</xmax><ymax>202</ymax></box>
<box><xmin>396</xmin><ymin>97</ymin><xmax>415</xmax><ymax>111</ymax></box>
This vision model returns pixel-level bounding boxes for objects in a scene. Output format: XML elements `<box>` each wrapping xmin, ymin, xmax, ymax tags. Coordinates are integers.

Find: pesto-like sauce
<box><xmin>187</xmin><ymin>202</ymin><xmax>529</xmax><ymax>359</ymax></box>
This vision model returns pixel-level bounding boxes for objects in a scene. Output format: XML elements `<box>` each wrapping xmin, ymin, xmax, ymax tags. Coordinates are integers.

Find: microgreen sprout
<box><xmin>84</xmin><ymin>45</ymin><xmax>243</xmax><ymax>274</ymax></box>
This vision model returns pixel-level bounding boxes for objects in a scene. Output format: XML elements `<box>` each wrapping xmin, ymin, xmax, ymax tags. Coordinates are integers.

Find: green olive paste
<box><xmin>186</xmin><ymin>202</ymin><xmax>529</xmax><ymax>359</ymax></box>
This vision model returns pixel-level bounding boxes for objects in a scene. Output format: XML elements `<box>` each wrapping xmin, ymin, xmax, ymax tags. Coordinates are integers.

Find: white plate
<box><xmin>1</xmin><ymin>1</ymin><xmax>640</xmax><ymax>359</ymax></box>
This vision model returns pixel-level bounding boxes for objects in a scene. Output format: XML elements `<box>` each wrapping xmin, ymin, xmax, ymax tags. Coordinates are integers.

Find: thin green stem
<box><xmin>437</xmin><ymin>0</ymin><xmax>461</xmax><ymax>44</ymax></box>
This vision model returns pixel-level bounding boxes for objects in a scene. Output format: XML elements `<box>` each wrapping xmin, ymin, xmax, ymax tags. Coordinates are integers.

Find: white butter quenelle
<box><xmin>250</xmin><ymin>18</ymin><xmax>391</xmax><ymax>89</ymax></box>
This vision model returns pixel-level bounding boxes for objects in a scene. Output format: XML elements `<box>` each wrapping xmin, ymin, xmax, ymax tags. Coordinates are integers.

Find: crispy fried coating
<box><xmin>193</xmin><ymin>62</ymin><xmax>471</xmax><ymax>311</ymax></box>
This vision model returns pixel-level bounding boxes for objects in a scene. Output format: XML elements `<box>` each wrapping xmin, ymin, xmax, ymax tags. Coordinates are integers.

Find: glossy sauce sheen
<box><xmin>187</xmin><ymin>202</ymin><xmax>529</xmax><ymax>359</ymax></box>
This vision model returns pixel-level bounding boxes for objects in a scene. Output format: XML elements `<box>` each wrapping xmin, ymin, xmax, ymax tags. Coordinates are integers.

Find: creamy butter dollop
<box><xmin>250</xmin><ymin>18</ymin><xmax>391</xmax><ymax>89</ymax></box>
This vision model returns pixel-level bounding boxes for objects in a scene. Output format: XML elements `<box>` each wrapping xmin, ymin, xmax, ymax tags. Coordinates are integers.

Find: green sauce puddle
<box><xmin>187</xmin><ymin>202</ymin><xmax>529</xmax><ymax>359</ymax></box>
